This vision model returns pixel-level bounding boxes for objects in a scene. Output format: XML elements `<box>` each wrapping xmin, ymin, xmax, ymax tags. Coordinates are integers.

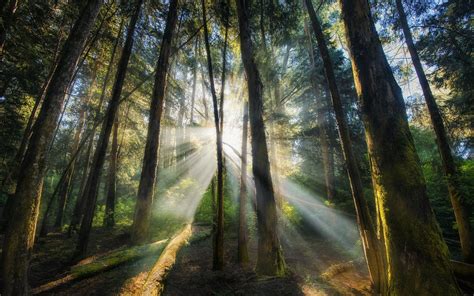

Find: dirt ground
<box><xmin>21</xmin><ymin>223</ymin><xmax>372</xmax><ymax>296</ymax></box>
<box><xmin>163</xmin><ymin>225</ymin><xmax>372</xmax><ymax>296</ymax></box>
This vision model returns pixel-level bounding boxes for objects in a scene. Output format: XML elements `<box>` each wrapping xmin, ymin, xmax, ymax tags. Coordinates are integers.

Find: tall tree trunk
<box><xmin>104</xmin><ymin>113</ymin><xmax>119</xmax><ymax>227</ymax></box>
<box><xmin>0</xmin><ymin>1</ymin><xmax>102</xmax><ymax>294</ymax></box>
<box><xmin>396</xmin><ymin>0</ymin><xmax>473</xmax><ymax>263</ymax></box>
<box><xmin>339</xmin><ymin>0</ymin><xmax>460</xmax><ymax>294</ymax></box>
<box><xmin>202</xmin><ymin>0</ymin><xmax>225</xmax><ymax>270</ymax></box>
<box><xmin>235</xmin><ymin>0</ymin><xmax>286</xmax><ymax>276</ymax></box>
<box><xmin>131</xmin><ymin>0</ymin><xmax>178</xmax><ymax>245</ymax></box>
<box><xmin>304</xmin><ymin>0</ymin><xmax>385</xmax><ymax>291</ymax></box>
<box><xmin>238</xmin><ymin>100</ymin><xmax>249</xmax><ymax>265</ymax></box>
<box><xmin>75</xmin><ymin>0</ymin><xmax>142</xmax><ymax>258</ymax></box>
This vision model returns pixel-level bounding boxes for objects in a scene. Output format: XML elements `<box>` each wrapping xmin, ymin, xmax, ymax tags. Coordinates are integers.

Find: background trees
<box><xmin>0</xmin><ymin>0</ymin><xmax>472</xmax><ymax>294</ymax></box>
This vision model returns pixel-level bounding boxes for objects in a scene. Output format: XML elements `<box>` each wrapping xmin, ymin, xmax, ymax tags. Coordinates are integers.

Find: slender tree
<box><xmin>131</xmin><ymin>0</ymin><xmax>178</xmax><ymax>244</ymax></box>
<box><xmin>238</xmin><ymin>99</ymin><xmax>249</xmax><ymax>265</ymax></box>
<box><xmin>104</xmin><ymin>113</ymin><xmax>119</xmax><ymax>227</ymax></box>
<box><xmin>75</xmin><ymin>0</ymin><xmax>143</xmax><ymax>258</ymax></box>
<box><xmin>339</xmin><ymin>0</ymin><xmax>460</xmax><ymax>294</ymax></box>
<box><xmin>54</xmin><ymin>61</ymin><xmax>98</xmax><ymax>231</ymax></box>
<box><xmin>396</xmin><ymin>0</ymin><xmax>473</xmax><ymax>263</ymax></box>
<box><xmin>190</xmin><ymin>36</ymin><xmax>199</xmax><ymax>125</ymax></box>
<box><xmin>305</xmin><ymin>20</ymin><xmax>335</xmax><ymax>203</ymax></box>
<box><xmin>235</xmin><ymin>0</ymin><xmax>286</xmax><ymax>276</ymax></box>
<box><xmin>1</xmin><ymin>1</ymin><xmax>102</xmax><ymax>294</ymax></box>
<box><xmin>304</xmin><ymin>0</ymin><xmax>386</xmax><ymax>291</ymax></box>
<box><xmin>201</xmin><ymin>0</ymin><xmax>225</xmax><ymax>270</ymax></box>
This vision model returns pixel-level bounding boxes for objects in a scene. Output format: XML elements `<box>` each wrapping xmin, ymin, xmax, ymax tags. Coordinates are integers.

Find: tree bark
<box><xmin>339</xmin><ymin>0</ymin><xmax>460</xmax><ymax>294</ymax></box>
<box><xmin>75</xmin><ymin>0</ymin><xmax>142</xmax><ymax>258</ymax></box>
<box><xmin>304</xmin><ymin>0</ymin><xmax>386</xmax><ymax>291</ymax></box>
<box><xmin>396</xmin><ymin>0</ymin><xmax>473</xmax><ymax>264</ymax></box>
<box><xmin>131</xmin><ymin>0</ymin><xmax>178</xmax><ymax>245</ymax></box>
<box><xmin>201</xmin><ymin>0</ymin><xmax>224</xmax><ymax>270</ymax></box>
<box><xmin>0</xmin><ymin>1</ymin><xmax>102</xmax><ymax>294</ymax></box>
<box><xmin>238</xmin><ymin>100</ymin><xmax>249</xmax><ymax>265</ymax></box>
<box><xmin>235</xmin><ymin>0</ymin><xmax>286</xmax><ymax>276</ymax></box>
<box><xmin>104</xmin><ymin>111</ymin><xmax>119</xmax><ymax>227</ymax></box>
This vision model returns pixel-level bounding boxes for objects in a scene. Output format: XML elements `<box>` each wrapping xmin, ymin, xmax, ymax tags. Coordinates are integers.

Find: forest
<box><xmin>0</xmin><ymin>0</ymin><xmax>473</xmax><ymax>295</ymax></box>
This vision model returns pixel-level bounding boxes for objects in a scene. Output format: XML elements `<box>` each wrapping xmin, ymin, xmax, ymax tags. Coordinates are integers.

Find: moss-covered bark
<box><xmin>339</xmin><ymin>0</ymin><xmax>460</xmax><ymax>294</ymax></box>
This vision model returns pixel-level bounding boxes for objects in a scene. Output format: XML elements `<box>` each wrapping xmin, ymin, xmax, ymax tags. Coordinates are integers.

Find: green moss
<box><xmin>70</xmin><ymin>239</ymin><xmax>168</xmax><ymax>279</ymax></box>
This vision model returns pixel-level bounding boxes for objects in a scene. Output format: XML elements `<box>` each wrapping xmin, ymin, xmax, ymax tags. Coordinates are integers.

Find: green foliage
<box><xmin>194</xmin><ymin>172</ymin><xmax>238</xmax><ymax>229</ymax></box>
<box><xmin>281</xmin><ymin>201</ymin><xmax>302</xmax><ymax>227</ymax></box>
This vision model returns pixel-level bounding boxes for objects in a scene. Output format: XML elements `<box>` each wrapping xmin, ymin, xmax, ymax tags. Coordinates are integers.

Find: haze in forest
<box><xmin>0</xmin><ymin>0</ymin><xmax>472</xmax><ymax>295</ymax></box>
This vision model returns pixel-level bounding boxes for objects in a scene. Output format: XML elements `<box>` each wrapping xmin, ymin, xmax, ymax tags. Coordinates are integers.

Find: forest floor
<box><xmin>163</xmin><ymin>225</ymin><xmax>371</xmax><ymax>296</ymax></box>
<box><xmin>21</xmin><ymin>223</ymin><xmax>372</xmax><ymax>295</ymax></box>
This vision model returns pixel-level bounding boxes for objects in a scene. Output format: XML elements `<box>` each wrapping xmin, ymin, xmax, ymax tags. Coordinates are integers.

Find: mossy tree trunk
<box><xmin>75</xmin><ymin>0</ymin><xmax>143</xmax><ymax>258</ymax></box>
<box><xmin>202</xmin><ymin>0</ymin><xmax>225</xmax><ymax>270</ymax></box>
<box><xmin>0</xmin><ymin>1</ymin><xmax>102</xmax><ymax>294</ymax></box>
<box><xmin>396</xmin><ymin>0</ymin><xmax>474</xmax><ymax>264</ymax></box>
<box><xmin>131</xmin><ymin>0</ymin><xmax>178</xmax><ymax>245</ymax></box>
<box><xmin>339</xmin><ymin>0</ymin><xmax>460</xmax><ymax>294</ymax></box>
<box><xmin>236</xmin><ymin>0</ymin><xmax>286</xmax><ymax>276</ymax></box>
<box><xmin>304</xmin><ymin>0</ymin><xmax>386</xmax><ymax>291</ymax></box>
